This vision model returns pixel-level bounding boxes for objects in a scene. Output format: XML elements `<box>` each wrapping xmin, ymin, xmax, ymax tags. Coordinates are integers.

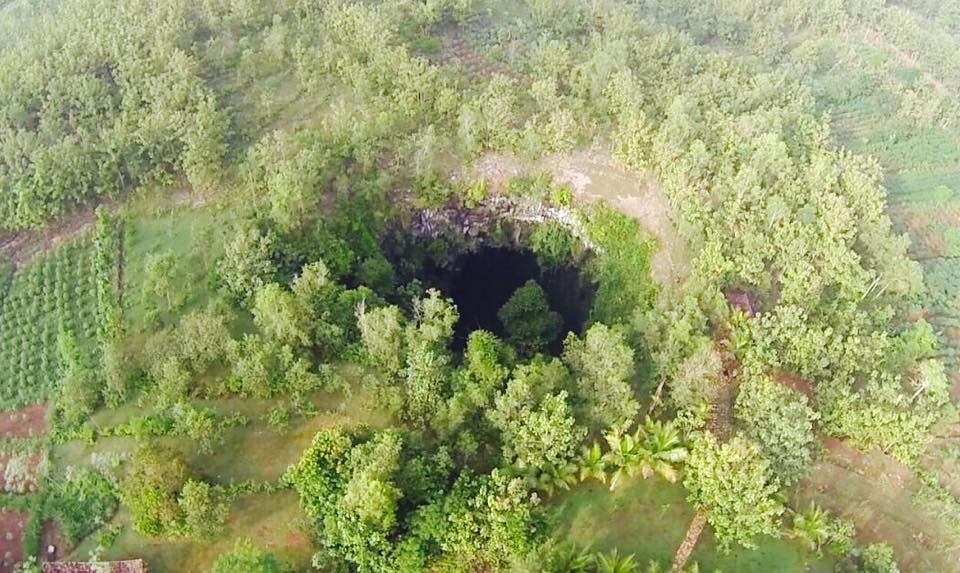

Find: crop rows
<box><xmin>0</xmin><ymin>235</ymin><xmax>110</xmax><ymax>408</ymax></box>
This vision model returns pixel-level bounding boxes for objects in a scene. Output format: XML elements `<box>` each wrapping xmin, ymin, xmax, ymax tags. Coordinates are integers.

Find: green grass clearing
<box><xmin>551</xmin><ymin>479</ymin><xmax>835</xmax><ymax>573</ymax></box>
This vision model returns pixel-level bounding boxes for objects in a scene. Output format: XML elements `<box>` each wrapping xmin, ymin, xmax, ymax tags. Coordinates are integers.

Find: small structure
<box><xmin>42</xmin><ymin>560</ymin><xmax>147</xmax><ymax>573</ymax></box>
<box><xmin>725</xmin><ymin>288</ymin><xmax>759</xmax><ymax>316</ymax></box>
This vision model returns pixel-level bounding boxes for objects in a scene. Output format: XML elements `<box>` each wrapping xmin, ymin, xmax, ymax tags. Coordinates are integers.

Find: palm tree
<box><xmin>789</xmin><ymin>502</ymin><xmax>831</xmax><ymax>553</ymax></box>
<box><xmin>603</xmin><ymin>418</ymin><xmax>688</xmax><ymax>490</ymax></box>
<box><xmin>602</xmin><ymin>428</ymin><xmax>643</xmax><ymax>491</ymax></box>
<box><xmin>640</xmin><ymin>417</ymin><xmax>688</xmax><ymax>483</ymax></box>
<box><xmin>595</xmin><ymin>549</ymin><xmax>639</xmax><ymax>573</ymax></box>
<box><xmin>537</xmin><ymin>461</ymin><xmax>579</xmax><ymax>496</ymax></box>
<box><xmin>545</xmin><ymin>542</ymin><xmax>593</xmax><ymax>572</ymax></box>
<box><xmin>576</xmin><ymin>441</ymin><xmax>607</xmax><ymax>484</ymax></box>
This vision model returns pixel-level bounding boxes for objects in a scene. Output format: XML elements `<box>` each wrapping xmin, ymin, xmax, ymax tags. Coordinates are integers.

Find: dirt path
<box><xmin>671</xmin><ymin>509</ymin><xmax>707</xmax><ymax>572</ymax></box>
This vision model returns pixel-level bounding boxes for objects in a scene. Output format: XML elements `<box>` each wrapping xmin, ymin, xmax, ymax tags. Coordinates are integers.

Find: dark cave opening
<box><xmin>428</xmin><ymin>247</ymin><xmax>595</xmax><ymax>352</ymax></box>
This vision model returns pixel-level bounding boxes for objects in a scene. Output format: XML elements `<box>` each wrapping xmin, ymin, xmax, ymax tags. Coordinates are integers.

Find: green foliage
<box><xmin>56</xmin><ymin>329</ymin><xmax>100</xmax><ymax>426</ymax></box>
<box><xmin>683</xmin><ymin>434</ymin><xmax>783</xmax><ymax>551</ymax></box>
<box><xmin>595</xmin><ymin>548</ymin><xmax>639</xmax><ymax>573</ymax></box>
<box><xmin>92</xmin><ymin>207</ymin><xmax>123</xmax><ymax>343</ymax></box>
<box><xmin>531</xmin><ymin>221</ymin><xmax>577</xmax><ymax>268</ymax></box>
<box><xmin>218</xmin><ymin>227</ymin><xmax>277</xmax><ymax>304</ymax></box>
<box><xmin>493</xmin><ymin>387</ymin><xmax>585</xmax><ymax>473</ymax></box>
<box><xmin>858</xmin><ymin>543</ymin><xmax>900</xmax><ymax>573</ymax></box>
<box><xmin>253</xmin><ymin>283</ymin><xmax>314</xmax><ymax>347</ymax></box>
<box><xmin>45</xmin><ymin>469</ymin><xmax>118</xmax><ymax>544</ymax></box>
<box><xmin>283</xmin><ymin>428</ymin><xmax>399</xmax><ymax>572</ymax></box>
<box><xmin>142</xmin><ymin>251</ymin><xmax>178</xmax><ymax>315</ymax></box>
<box><xmin>402</xmin><ymin>290</ymin><xmax>458</xmax><ymax>427</ymax></box>
<box><xmin>120</xmin><ymin>447</ymin><xmax>189</xmax><ymax>537</ymax></box>
<box><xmin>0</xmin><ymin>0</ymin><xmax>228</xmax><ymax>230</ymax></box>
<box><xmin>497</xmin><ymin>279</ymin><xmax>562</xmax><ymax>356</ymax></box>
<box><xmin>563</xmin><ymin>324</ymin><xmax>638</xmax><ymax>429</ymax></box>
<box><xmin>602</xmin><ymin>417</ymin><xmax>688</xmax><ymax>490</ymax></box>
<box><xmin>207</xmin><ymin>538</ymin><xmax>289</xmax><ymax>573</ymax></box>
<box><xmin>120</xmin><ymin>447</ymin><xmax>227</xmax><ymax>539</ymax></box>
<box><xmin>734</xmin><ymin>373</ymin><xmax>818</xmax><ymax>485</ymax></box>
<box><xmin>179</xmin><ymin>479</ymin><xmax>230</xmax><ymax>539</ymax></box>
<box><xmin>285</xmin><ymin>427</ymin><xmax>544</xmax><ymax>572</ymax></box>
<box><xmin>788</xmin><ymin>502</ymin><xmax>854</xmax><ymax>556</ymax></box>
<box><xmin>359</xmin><ymin>305</ymin><xmax>407</xmax><ymax>376</ymax></box>
<box><xmin>584</xmin><ymin>205</ymin><xmax>656</xmax><ymax>326</ymax></box>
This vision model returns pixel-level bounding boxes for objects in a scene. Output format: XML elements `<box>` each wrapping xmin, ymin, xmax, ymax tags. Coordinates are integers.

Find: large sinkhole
<box><xmin>419</xmin><ymin>247</ymin><xmax>595</xmax><ymax>352</ymax></box>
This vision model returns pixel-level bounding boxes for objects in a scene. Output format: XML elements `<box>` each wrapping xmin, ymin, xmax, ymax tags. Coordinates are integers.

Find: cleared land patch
<box><xmin>797</xmin><ymin>438</ymin><xmax>960</xmax><ymax>572</ymax></box>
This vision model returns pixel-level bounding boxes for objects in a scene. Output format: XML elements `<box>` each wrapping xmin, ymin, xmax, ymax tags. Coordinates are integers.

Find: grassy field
<box><xmin>551</xmin><ymin>478</ymin><xmax>834</xmax><ymax>573</ymax></box>
<box><xmin>57</xmin><ymin>379</ymin><xmax>390</xmax><ymax>572</ymax></box>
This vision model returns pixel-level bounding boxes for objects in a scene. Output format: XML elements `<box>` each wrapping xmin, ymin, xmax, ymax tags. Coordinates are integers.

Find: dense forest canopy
<box><xmin>0</xmin><ymin>0</ymin><xmax>957</xmax><ymax>572</ymax></box>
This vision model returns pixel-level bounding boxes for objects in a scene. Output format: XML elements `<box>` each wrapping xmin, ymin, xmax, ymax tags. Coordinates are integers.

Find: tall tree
<box><xmin>683</xmin><ymin>435</ymin><xmax>783</xmax><ymax>551</ymax></box>
<box><xmin>563</xmin><ymin>324</ymin><xmax>638</xmax><ymax>429</ymax></box>
<box><xmin>497</xmin><ymin>280</ymin><xmax>562</xmax><ymax>356</ymax></box>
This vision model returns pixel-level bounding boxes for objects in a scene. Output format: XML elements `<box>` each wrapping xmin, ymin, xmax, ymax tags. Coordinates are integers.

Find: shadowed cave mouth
<box><xmin>417</xmin><ymin>247</ymin><xmax>595</xmax><ymax>353</ymax></box>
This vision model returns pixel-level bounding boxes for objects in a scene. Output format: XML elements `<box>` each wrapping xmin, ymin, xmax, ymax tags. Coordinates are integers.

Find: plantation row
<box><xmin>0</xmin><ymin>215</ymin><xmax>122</xmax><ymax>408</ymax></box>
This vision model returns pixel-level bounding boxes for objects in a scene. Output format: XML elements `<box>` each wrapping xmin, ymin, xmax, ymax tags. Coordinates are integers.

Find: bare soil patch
<box><xmin>772</xmin><ymin>371</ymin><xmax>816</xmax><ymax>400</ymax></box>
<box><xmin>40</xmin><ymin>520</ymin><xmax>70</xmax><ymax>564</ymax></box>
<box><xmin>0</xmin><ymin>509</ymin><xmax>27</xmax><ymax>573</ymax></box>
<box><xmin>798</xmin><ymin>439</ymin><xmax>960</xmax><ymax>572</ymax></box>
<box><xmin>0</xmin><ymin>403</ymin><xmax>47</xmax><ymax>439</ymax></box>
<box><xmin>0</xmin><ymin>208</ymin><xmax>100</xmax><ymax>268</ymax></box>
<box><xmin>468</xmin><ymin>150</ymin><xmax>690</xmax><ymax>286</ymax></box>
<box><xmin>470</xmin><ymin>152</ymin><xmax>524</xmax><ymax>194</ymax></box>
<box><xmin>436</xmin><ymin>26</ymin><xmax>514</xmax><ymax>80</ymax></box>
<box><xmin>543</xmin><ymin>150</ymin><xmax>689</xmax><ymax>286</ymax></box>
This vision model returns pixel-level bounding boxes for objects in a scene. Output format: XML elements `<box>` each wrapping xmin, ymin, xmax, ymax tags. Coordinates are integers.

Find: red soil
<box><xmin>0</xmin><ymin>509</ymin><xmax>27</xmax><ymax>573</ymax></box>
<box><xmin>0</xmin><ymin>403</ymin><xmax>47</xmax><ymax>439</ymax></box>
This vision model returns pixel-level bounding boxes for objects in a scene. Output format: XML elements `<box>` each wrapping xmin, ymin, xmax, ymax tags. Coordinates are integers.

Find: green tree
<box><xmin>544</xmin><ymin>542</ymin><xmax>593</xmax><ymax>573</ymax></box>
<box><xmin>789</xmin><ymin>503</ymin><xmax>834</xmax><ymax>554</ymax></box>
<box><xmin>859</xmin><ymin>543</ymin><xmax>900</xmax><ymax>573</ymax></box>
<box><xmin>595</xmin><ymin>549</ymin><xmax>638</xmax><ymax>573</ymax></box>
<box><xmin>563</xmin><ymin>324</ymin><xmax>638</xmax><ymax>429</ymax></box>
<box><xmin>218</xmin><ymin>227</ymin><xmax>276</xmax><ymax>304</ymax></box>
<box><xmin>402</xmin><ymin>290</ymin><xmax>458</xmax><ymax>427</ymax></box>
<box><xmin>505</xmin><ymin>391</ymin><xmax>585</xmax><ymax>473</ymax></box>
<box><xmin>253</xmin><ymin>283</ymin><xmax>312</xmax><ymax>347</ymax></box>
<box><xmin>56</xmin><ymin>329</ymin><xmax>99</xmax><ymax>426</ymax></box>
<box><xmin>602</xmin><ymin>418</ymin><xmax>687</xmax><ymax>490</ymax></box>
<box><xmin>176</xmin><ymin>306</ymin><xmax>233</xmax><ymax>372</ymax></box>
<box><xmin>171</xmin><ymin>402</ymin><xmax>224</xmax><ymax>455</ymax></box>
<box><xmin>488</xmin><ymin>366</ymin><xmax>585</xmax><ymax>472</ymax></box>
<box><xmin>497</xmin><ymin>280</ymin><xmax>562</xmax><ymax>356</ymax></box>
<box><xmin>44</xmin><ymin>469</ymin><xmax>118</xmax><ymax>544</ymax></box>
<box><xmin>142</xmin><ymin>251</ymin><xmax>177</xmax><ymax>313</ymax></box>
<box><xmin>358</xmin><ymin>304</ymin><xmax>406</xmax><ymax>375</ymax></box>
<box><xmin>207</xmin><ymin>538</ymin><xmax>288</xmax><ymax>573</ymax></box>
<box><xmin>121</xmin><ymin>447</ymin><xmax>227</xmax><ymax>540</ymax></box>
<box><xmin>120</xmin><ymin>447</ymin><xmax>188</xmax><ymax>537</ymax></box>
<box><xmin>734</xmin><ymin>373</ymin><xmax>818</xmax><ymax>484</ymax></box>
<box><xmin>179</xmin><ymin>479</ymin><xmax>229</xmax><ymax>539</ymax></box>
<box><xmin>535</xmin><ymin>461</ymin><xmax>578</xmax><ymax>496</ymax></box>
<box><xmin>683</xmin><ymin>435</ymin><xmax>783</xmax><ymax>551</ymax></box>
<box><xmin>576</xmin><ymin>441</ymin><xmax>607</xmax><ymax>484</ymax></box>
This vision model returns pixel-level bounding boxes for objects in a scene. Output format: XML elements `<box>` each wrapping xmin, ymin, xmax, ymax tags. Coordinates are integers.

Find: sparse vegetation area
<box><xmin>0</xmin><ymin>0</ymin><xmax>957</xmax><ymax>572</ymax></box>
